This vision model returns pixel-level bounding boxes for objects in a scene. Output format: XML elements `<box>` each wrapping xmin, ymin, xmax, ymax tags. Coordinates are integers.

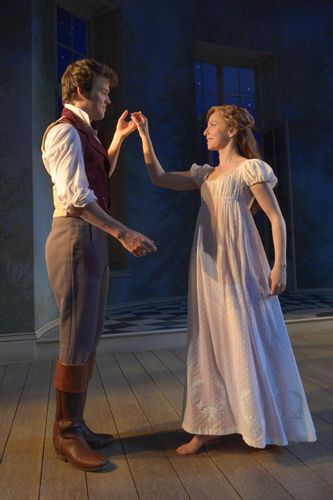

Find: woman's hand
<box><xmin>269</xmin><ymin>265</ymin><xmax>287</xmax><ymax>295</ymax></box>
<box><xmin>114</xmin><ymin>110</ymin><xmax>137</xmax><ymax>140</ymax></box>
<box><xmin>131</xmin><ymin>112</ymin><xmax>150</xmax><ymax>140</ymax></box>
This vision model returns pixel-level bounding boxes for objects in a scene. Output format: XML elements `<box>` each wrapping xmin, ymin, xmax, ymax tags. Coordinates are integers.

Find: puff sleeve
<box><xmin>190</xmin><ymin>163</ymin><xmax>213</xmax><ymax>188</ymax></box>
<box><xmin>242</xmin><ymin>159</ymin><xmax>277</xmax><ymax>189</ymax></box>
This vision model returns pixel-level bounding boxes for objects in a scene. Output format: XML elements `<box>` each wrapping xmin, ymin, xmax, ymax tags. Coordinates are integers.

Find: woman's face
<box><xmin>203</xmin><ymin>111</ymin><xmax>235</xmax><ymax>151</ymax></box>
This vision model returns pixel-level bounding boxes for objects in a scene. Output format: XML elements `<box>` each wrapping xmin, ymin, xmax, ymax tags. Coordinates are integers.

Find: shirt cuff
<box><xmin>70</xmin><ymin>188</ymin><xmax>97</xmax><ymax>208</ymax></box>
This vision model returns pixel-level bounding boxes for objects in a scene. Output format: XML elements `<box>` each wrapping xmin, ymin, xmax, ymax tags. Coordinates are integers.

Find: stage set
<box><xmin>1</xmin><ymin>0</ymin><xmax>333</xmax><ymax>498</ymax></box>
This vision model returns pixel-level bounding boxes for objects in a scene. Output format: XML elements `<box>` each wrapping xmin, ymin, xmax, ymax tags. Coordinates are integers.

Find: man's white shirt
<box><xmin>42</xmin><ymin>104</ymin><xmax>100</xmax><ymax>209</ymax></box>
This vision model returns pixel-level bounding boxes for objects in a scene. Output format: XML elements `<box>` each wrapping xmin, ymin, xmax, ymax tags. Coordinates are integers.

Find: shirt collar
<box><xmin>64</xmin><ymin>103</ymin><xmax>99</xmax><ymax>137</ymax></box>
<box><xmin>65</xmin><ymin>103</ymin><xmax>91</xmax><ymax>127</ymax></box>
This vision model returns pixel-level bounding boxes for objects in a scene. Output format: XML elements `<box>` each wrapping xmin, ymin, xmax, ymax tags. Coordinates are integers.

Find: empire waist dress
<box><xmin>182</xmin><ymin>159</ymin><xmax>316</xmax><ymax>448</ymax></box>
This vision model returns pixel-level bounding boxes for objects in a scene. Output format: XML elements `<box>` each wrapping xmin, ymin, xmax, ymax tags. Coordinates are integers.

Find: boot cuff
<box><xmin>54</xmin><ymin>360</ymin><xmax>87</xmax><ymax>393</ymax></box>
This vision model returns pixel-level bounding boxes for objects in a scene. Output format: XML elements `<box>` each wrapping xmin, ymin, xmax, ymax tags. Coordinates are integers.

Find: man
<box><xmin>42</xmin><ymin>59</ymin><xmax>156</xmax><ymax>471</ymax></box>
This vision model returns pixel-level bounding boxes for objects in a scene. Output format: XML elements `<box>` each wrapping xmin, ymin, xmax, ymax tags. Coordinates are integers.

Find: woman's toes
<box><xmin>176</xmin><ymin>435</ymin><xmax>220</xmax><ymax>455</ymax></box>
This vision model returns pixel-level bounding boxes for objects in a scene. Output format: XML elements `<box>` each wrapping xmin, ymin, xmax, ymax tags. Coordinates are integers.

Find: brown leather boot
<box><xmin>80</xmin><ymin>351</ymin><xmax>114</xmax><ymax>448</ymax></box>
<box><xmin>53</xmin><ymin>360</ymin><xmax>108</xmax><ymax>471</ymax></box>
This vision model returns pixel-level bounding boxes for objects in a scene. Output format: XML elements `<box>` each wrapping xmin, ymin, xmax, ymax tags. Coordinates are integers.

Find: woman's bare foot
<box><xmin>176</xmin><ymin>435</ymin><xmax>220</xmax><ymax>455</ymax></box>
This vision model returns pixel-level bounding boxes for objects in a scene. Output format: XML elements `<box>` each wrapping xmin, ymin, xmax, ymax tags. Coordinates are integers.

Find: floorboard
<box><xmin>135</xmin><ymin>350</ymin><xmax>184</xmax><ymax>415</ymax></box>
<box><xmin>288</xmin><ymin>481</ymin><xmax>333</xmax><ymax>500</ymax></box>
<box><xmin>301</xmin><ymin>376</ymin><xmax>333</xmax><ymax>425</ymax></box>
<box><xmin>0</xmin><ymin>361</ymin><xmax>51</xmax><ymax>499</ymax></box>
<box><xmin>206</xmin><ymin>437</ymin><xmax>292</xmax><ymax>499</ymax></box>
<box><xmin>170</xmin><ymin>347</ymin><xmax>187</xmax><ymax>364</ymax></box>
<box><xmin>0</xmin><ymin>363</ymin><xmax>29</xmax><ymax>461</ymax></box>
<box><xmin>0</xmin><ymin>365</ymin><xmax>6</xmax><ymax>387</ymax></box>
<box><xmin>152</xmin><ymin>349</ymin><xmax>186</xmax><ymax>384</ymax></box>
<box><xmin>286</xmin><ymin>440</ymin><xmax>333</xmax><ymax>487</ymax></box>
<box><xmin>0</xmin><ymin>328</ymin><xmax>333</xmax><ymax>499</ymax></box>
<box><xmin>246</xmin><ymin>446</ymin><xmax>322</xmax><ymax>490</ymax></box>
<box><xmin>312</xmin><ymin>414</ymin><xmax>333</xmax><ymax>452</ymax></box>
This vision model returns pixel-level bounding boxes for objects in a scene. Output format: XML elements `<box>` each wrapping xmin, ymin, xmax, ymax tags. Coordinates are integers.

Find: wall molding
<box><xmin>1</xmin><ymin>291</ymin><xmax>332</xmax><ymax>364</ymax></box>
<box><xmin>35</xmin><ymin>319</ymin><xmax>59</xmax><ymax>339</ymax></box>
<box><xmin>1</xmin><ymin>314</ymin><xmax>332</xmax><ymax>365</ymax></box>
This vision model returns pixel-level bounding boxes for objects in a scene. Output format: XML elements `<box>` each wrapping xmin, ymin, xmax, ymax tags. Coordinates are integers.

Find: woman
<box><xmin>131</xmin><ymin>105</ymin><xmax>316</xmax><ymax>454</ymax></box>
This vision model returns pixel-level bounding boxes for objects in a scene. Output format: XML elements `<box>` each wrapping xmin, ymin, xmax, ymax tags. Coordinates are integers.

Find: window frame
<box><xmin>194</xmin><ymin>59</ymin><xmax>257</xmax><ymax>165</ymax></box>
<box><xmin>194</xmin><ymin>40</ymin><xmax>275</xmax><ymax>130</ymax></box>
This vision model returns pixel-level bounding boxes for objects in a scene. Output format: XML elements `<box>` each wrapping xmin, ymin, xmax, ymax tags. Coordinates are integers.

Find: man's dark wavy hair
<box><xmin>61</xmin><ymin>58</ymin><xmax>118</xmax><ymax>104</ymax></box>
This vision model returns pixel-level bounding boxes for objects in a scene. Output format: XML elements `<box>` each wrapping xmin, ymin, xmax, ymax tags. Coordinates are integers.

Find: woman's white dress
<box><xmin>182</xmin><ymin>159</ymin><xmax>316</xmax><ymax>448</ymax></box>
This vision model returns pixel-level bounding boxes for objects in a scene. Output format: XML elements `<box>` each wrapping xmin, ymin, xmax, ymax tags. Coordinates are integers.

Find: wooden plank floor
<box><xmin>1</xmin><ymin>331</ymin><xmax>333</xmax><ymax>499</ymax></box>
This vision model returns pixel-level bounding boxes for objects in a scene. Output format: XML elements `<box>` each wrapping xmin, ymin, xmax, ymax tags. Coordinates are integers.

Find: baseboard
<box><xmin>0</xmin><ymin>332</ymin><xmax>37</xmax><ymax>364</ymax></box>
<box><xmin>1</xmin><ymin>315</ymin><xmax>332</xmax><ymax>365</ymax></box>
<box><xmin>35</xmin><ymin>329</ymin><xmax>187</xmax><ymax>362</ymax></box>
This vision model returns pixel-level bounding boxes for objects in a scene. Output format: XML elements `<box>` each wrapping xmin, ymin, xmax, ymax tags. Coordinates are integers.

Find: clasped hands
<box><xmin>115</xmin><ymin>110</ymin><xmax>148</xmax><ymax>140</ymax></box>
<box><xmin>115</xmin><ymin>110</ymin><xmax>149</xmax><ymax>142</ymax></box>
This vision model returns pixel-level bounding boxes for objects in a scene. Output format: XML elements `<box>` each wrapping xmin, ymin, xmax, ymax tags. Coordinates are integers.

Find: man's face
<box><xmin>84</xmin><ymin>76</ymin><xmax>111</xmax><ymax>121</ymax></box>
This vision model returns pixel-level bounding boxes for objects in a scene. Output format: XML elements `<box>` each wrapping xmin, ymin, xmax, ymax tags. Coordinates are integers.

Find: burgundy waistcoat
<box><xmin>60</xmin><ymin>107</ymin><xmax>110</xmax><ymax>215</ymax></box>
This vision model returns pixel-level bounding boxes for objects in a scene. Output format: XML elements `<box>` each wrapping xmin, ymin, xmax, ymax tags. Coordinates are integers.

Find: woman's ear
<box><xmin>228</xmin><ymin>126</ymin><xmax>238</xmax><ymax>138</ymax></box>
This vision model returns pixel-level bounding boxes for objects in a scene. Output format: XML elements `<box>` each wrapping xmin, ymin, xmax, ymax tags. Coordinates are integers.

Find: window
<box><xmin>195</xmin><ymin>62</ymin><xmax>256</xmax><ymax>118</ymax></box>
<box><xmin>194</xmin><ymin>61</ymin><xmax>256</xmax><ymax>164</ymax></box>
<box><xmin>56</xmin><ymin>7</ymin><xmax>88</xmax><ymax>112</ymax></box>
<box><xmin>195</xmin><ymin>62</ymin><xmax>218</xmax><ymax>118</ymax></box>
<box><xmin>222</xmin><ymin>66</ymin><xmax>256</xmax><ymax>115</ymax></box>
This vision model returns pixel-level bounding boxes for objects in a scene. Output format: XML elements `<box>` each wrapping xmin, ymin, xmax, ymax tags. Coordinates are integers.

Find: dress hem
<box><xmin>181</xmin><ymin>424</ymin><xmax>317</xmax><ymax>449</ymax></box>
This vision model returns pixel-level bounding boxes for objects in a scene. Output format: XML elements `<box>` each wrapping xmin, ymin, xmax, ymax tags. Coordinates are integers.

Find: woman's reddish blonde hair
<box><xmin>207</xmin><ymin>104</ymin><xmax>261</xmax><ymax>160</ymax></box>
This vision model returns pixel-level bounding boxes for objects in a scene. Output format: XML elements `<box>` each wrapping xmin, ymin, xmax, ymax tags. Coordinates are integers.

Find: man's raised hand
<box><xmin>114</xmin><ymin>110</ymin><xmax>137</xmax><ymax>140</ymax></box>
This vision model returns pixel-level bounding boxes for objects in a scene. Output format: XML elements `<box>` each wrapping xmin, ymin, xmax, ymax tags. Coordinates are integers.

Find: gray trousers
<box><xmin>45</xmin><ymin>217</ymin><xmax>109</xmax><ymax>365</ymax></box>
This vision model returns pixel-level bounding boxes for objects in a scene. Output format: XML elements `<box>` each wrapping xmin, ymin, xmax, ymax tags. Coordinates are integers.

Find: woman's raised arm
<box><xmin>131</xmin><ymin>112</ymin><xmax>198</xmax><ymax>191</ymax></box>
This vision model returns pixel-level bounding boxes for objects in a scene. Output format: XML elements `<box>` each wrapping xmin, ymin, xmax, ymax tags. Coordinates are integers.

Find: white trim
<box><xmin>35</xmin><ymin>319</ymin><xmax>59</xmax><ymax>339</ymax></box>
<box><xmin>285</xmin><ymin>316</ymin><xmax>333</xmax><ymax>325</ymax></box>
